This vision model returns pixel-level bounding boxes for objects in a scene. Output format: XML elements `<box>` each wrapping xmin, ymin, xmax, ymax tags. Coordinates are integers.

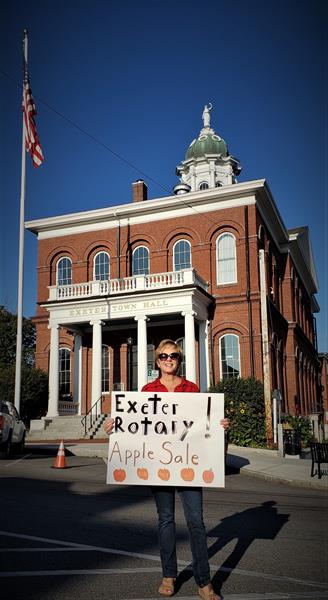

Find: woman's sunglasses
<box><xmin>158</xmin><ymin>352</ymin><xmax>180</xmax><ymax>361</ymax></box>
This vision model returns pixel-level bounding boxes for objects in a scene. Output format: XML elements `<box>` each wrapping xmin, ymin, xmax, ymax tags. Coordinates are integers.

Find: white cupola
<box><xmin>174</xmin><ymin>104</ymin><xmax>242</xmax><ymax>194</ymax></box>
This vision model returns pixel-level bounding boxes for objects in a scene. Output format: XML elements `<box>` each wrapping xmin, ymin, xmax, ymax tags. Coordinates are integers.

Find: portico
<box><xmin>45</xmin><ymin>268</ymin><xmax>213</xmax><ymax>417</ymax></box>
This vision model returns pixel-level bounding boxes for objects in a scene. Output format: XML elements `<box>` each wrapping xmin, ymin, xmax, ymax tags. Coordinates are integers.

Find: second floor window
<box><xmin>94</xmin><ymin>251</ymin><xmax>110</xmax><ymax>280</ymax></box>
<box><xmin>173</xmin><ymin>240</ymin><xmax>191</xmax><ymax>271</ymax></box>
<box><xmin>217</xmin><ymin>233</ymin><xmax>237</xmax><ymax>284</ymax></box>
<box><xmin>132</xmin><ymin>246</ymin><xmax>149</xmax><ymax>275</ymax></box>
<box><xmin>57</xmin><ymin>257</ymin><xmax>72</xmax><ymax>286</ymax></box>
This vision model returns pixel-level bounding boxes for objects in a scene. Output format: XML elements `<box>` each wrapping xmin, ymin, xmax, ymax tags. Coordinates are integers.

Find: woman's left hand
<box><xmin>220</xmin><ymin>418</ymin><xmax>230</xmax><ymax>431</ymax></box>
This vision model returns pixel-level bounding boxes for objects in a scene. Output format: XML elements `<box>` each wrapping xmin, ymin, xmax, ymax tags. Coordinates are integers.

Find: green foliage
<box><xmin>0</xmin><ymin>362</ymin><xmax>48</xmax><ymax>423</ymax></box>
<box><xmin>210</xmin><ymin>377</ymin><xmax>266</xmax><ymax>447</ymax></box>
<box><xmin>281</xmin><ymin>414</ymin><xmax>314</xmax><ymax>447</ymax></box>
<box><xmin>0</xmin><ymin>306</ymin><xmax>48</xmax><ymax>423</ymax></box>
<box><xmin>0</xmin><ymin>305</ymin><xmax>35</xmax><ymax>365</ymax></box>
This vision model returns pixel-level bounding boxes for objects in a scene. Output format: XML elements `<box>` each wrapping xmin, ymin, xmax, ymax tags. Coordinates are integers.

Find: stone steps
<box><xmin>27</xmin><ymin>414</ymin><xmax>108</xmax><ymax>441</ymax></box>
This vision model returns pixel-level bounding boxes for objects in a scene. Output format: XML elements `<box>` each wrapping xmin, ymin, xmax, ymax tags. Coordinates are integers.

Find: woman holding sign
<box><xmin>104</xmin><ymin>339</ymin><xmax>228</xmax><ymax>600</ymax></box>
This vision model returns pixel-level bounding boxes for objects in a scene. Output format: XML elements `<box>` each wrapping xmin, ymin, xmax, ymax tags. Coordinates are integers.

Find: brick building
<box><xmin>26</xmin><ymin>107</ymin><xmax>321</xmax><ymax>437</ymax></box>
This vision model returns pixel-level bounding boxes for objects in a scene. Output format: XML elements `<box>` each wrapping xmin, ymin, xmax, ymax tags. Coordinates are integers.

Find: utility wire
<box><xmin>1</xmin><ymin>67</ymin><xmax>228</xmax><ymax>230</ymax></box>
<box><xmin>0</xmin><ymin>68</ymin><xmax>170</xmax><ymax>194</ymax></box>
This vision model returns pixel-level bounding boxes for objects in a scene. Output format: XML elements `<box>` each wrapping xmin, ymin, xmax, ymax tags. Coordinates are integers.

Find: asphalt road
<box><xmin>0</xmin><ymin>450</ymin><xmax>327</xmax><ymax>600</ymax></box>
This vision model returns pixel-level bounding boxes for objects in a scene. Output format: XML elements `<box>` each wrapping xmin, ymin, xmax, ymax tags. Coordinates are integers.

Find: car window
<box><xmin>12</xmin><ymin>406</ymin><xmax>20</xmax><ymax>419</ymax></box>
<box><xmin>7</xmin><ymin>404</ymin><xmax>20</xmax><ymax>419</ymax></box>
<box><xmin>0</xmin><ymin>403</ymin><xmax>9</xmax><ymax>414</ymax></box>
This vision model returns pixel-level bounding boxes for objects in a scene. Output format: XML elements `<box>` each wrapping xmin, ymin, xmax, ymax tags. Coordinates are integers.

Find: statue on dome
<box><xmin>202</xmin><ymin>103</ymin><xmax>213</xmax><ymax>128</ymax></box>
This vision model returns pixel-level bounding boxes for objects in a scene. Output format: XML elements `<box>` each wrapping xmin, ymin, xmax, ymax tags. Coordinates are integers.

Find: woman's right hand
<box><xmin>103</xmin><ymin>418</ymin><xmax>114</xmax><ymax>435</ymax></box>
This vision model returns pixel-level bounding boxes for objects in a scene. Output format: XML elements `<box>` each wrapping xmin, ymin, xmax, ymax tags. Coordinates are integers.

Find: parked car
<box><xmin>0</xmin><ymin>401</ymin><xmax>26</xmax><ymax>457</ymax></box>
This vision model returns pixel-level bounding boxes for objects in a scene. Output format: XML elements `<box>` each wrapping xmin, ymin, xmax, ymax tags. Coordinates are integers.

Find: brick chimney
<box><xmin>132</xmin><ymin>179</ymin><xmax>148</xmax><ymax>202</ymax></box>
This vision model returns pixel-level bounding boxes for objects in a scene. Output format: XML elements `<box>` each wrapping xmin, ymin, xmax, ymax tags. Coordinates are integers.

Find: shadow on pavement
<box><xmin>0</xmin><ymin>455</ymin><xmax>289</xmax><ymax>599</ymax></box>
<box><xmin>175</xmin><ymin>500</ymin><xmax>289</xmax><ymax>596</ymax></box>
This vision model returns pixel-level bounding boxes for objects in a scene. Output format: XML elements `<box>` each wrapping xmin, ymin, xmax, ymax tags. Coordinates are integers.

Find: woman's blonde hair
<box><xmin>155</xmin><ymin>339</ymin><xmax>183</xmax><ymax>364</ymax></box>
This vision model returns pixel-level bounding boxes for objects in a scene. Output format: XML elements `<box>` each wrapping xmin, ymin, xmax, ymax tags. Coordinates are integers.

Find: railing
<box><xmin>81</xmin><ymin>395</ymin><xmax>104</xmax><ymax>437</ymax></box>
<box><xmin>58</xmin><ymin>401</ymin><xmax>79</xmax><ymax>415</ymax></box>
<box><xmin>48</xmin><ymin>268</ymin><xmax>208</xmax><ymax>301</ymax></box>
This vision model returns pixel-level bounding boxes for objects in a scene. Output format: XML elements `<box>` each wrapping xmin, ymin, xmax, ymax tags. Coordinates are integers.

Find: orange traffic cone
<box><xmin>53</xmin><ymin>440</ymin><xmax>66</xmax><ymax>469</ymax></box>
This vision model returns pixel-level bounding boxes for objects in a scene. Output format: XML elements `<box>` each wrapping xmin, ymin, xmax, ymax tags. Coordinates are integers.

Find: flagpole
<box><xmin>14</xmin><ymin>29</ymin><xmax>28</xmax><ymax>413</ymax></box>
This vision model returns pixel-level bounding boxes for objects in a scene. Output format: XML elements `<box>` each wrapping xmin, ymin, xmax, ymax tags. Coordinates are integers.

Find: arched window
<box><xmin>132</xmin><ymin>246</ymin><xmax>149</xmax><ymax>275</ymax></box>
<box><xmin>59</xmin><ymin>348</ymin><xmax>71</xmax><ymax>398</ymax></box>
<box><xmin>57</xmin><ymin>257</ymin><xmax>72</xmax><ymax>286</ymax></box>
<box><xmin>219</xmin><ymin>334</ymin><xmax>240</xmax><ymax>379</ymax></box>
<box><xmin>102</xmin><ymin>345</ymin><xmax>110</xmax><ymax>393</ymax></box>
<box><xmin>216</xmin><ymin>233</ymin><xmax>237</xmax><ymax>284</ymax></box>
<box><xmin>94</xmin><ymin>251</ymin><xmax>110</xmax><ymax>280</ymax></box>
<box><xmin>199</xmin><ymin>181</ymin><xmax>209</xmax><ymax>190</ymax></box>
<box><xmin>175</xmin><ymin>337</ymin><xmax>186</xmax><ymax>378</ymax></box>
<box><xmin>215</xmin><ymin>181</ymin><xmax>222</xmax><ymax>188</ymax></box>
<box><xmin>173</xmin><ymin>239</ymin><xmax>191</xmax><ymax>271</ymax></box>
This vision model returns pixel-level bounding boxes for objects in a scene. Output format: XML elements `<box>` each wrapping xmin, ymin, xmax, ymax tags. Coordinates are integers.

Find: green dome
<box><xmin>185</xmin><ymin>133</ymin><xmax>228</xmax><ymax>160</ymax></box>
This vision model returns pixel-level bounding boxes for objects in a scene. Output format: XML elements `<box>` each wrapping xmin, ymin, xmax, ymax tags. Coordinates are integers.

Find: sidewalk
<box><xmin>226</xmin><ymin>444</ymin><xmax>328</xmax><ymax>490</ymax></box>
<box><xmin>25</xmin><ymin>440</ymin><xmax>328</xmax><ymax>490</ymax></box>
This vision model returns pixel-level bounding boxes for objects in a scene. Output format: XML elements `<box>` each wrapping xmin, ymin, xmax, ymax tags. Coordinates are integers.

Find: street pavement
<box><xmin>1</xmin><ymin>450</ymin><xmax>327</xmax><ymax>600</ymax></box>
<box><xmin>25</xmin><ymin>440</ymin><xmax>328</xmax><ymax>490</ymax></box>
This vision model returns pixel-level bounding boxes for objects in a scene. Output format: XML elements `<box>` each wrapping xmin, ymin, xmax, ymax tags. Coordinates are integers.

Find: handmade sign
<box><xmin>106</xmin><ymin>391</ymin><xmax>225</xmax><ymax>488</ymax></box>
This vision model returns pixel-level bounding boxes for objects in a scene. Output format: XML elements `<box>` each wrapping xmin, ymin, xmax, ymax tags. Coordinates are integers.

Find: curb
<box><xmin>226</xmin><ymin>453</ymin><xmax>328</xmax><ymax>490</ymax></box>
<box><xmin>231</xmin><ymin>463</ymin><xmax>328</xmax><ymax>490</ymax></box>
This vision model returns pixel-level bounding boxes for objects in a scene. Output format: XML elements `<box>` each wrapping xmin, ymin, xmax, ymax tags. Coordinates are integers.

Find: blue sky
<box><xmin>0</xmin><ymin>0</ymin><xmax>327</xmax><ymax>350</ymax></box>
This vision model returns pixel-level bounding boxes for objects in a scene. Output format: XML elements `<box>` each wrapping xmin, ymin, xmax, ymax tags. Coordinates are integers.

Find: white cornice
<box><xmin>255</xmin><ymin>182</ymin><xmax>289</xmax><ymax>248</ymax></box>
<box><xmin>289</xmin><ymin>241</ymin><xmax>318</xmax><ymax>298</ymax></box>
<box><xmin>25</xmin><ymin>179</ymin><xmax>267</xmax><ymax>239</ymax></box>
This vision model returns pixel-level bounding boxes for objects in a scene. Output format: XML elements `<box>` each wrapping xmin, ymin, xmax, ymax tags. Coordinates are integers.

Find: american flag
<box><xmin>22</xmin><ymin>61</ymin><xmax>44</xmax><ymax>168</ymax></box>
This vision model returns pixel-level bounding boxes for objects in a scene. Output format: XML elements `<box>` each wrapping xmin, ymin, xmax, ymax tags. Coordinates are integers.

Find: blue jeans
<box><xmin>152</xmin><ymin>486</ymin><xmax>210</xmax><ymax>587</ymax></box>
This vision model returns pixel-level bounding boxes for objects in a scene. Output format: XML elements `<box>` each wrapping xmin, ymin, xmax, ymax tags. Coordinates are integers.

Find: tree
<box><xmin>0</xmin><ymin>305</ymin><xmax>35</xmax><ymax>365</ymax></box>
<box><xmin>0</xmin><ymin>306</ymin><xmax>48</xmax><ymax>422</ymax></box>
<box><xmin>210</xmin><ymin>377</ymin><xmax>266</xmax><ymax>447</ymax></box>
<box><xmin>0</xmin><ymin>363</ymin><xmax>48</xmax><ymax>423</ymax></box>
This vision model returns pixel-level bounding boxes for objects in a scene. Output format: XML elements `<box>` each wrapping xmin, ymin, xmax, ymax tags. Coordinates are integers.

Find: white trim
<box><xmin>219</xmin><ymin>333</ymin><xmax>241</xmax><ymax>380</ymax></box>
<box><xmin>44</xmin><ymin>286</ymin><xmax>213</xmax><ymax>327</ymax></box>
<box><xmin>26</xmin><ymin>181</ymin><xmax>263</xmax><ymax>240</ymax></box>
<box><xmin>32</xmin><ymin>196</ymin><xmax>256</xmax><ymax>240</ymax></box>
<box><xmin>216</xmin><ymin>232</ymin><xmax>237</xmax><ymax>286</ymax></box>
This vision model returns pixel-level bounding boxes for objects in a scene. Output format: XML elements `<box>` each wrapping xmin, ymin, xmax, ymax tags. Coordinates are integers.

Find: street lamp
<box><xmin>127</xmin><ymin>336</ymin><xmax>133</xmax><ymax>391</ymax></box>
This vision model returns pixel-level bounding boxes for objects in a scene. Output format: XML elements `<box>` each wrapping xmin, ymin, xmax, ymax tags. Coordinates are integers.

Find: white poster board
<box><xmin>106</xmin><ymin>391</ymin><xmax>225</xmax><ymax>488</ymax></box>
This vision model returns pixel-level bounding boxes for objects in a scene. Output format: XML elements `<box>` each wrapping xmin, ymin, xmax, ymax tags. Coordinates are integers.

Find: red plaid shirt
<box><xmin>142</xmin><ymin>378</ymin><xmax>199</xmax><ymax>393</ymax></box>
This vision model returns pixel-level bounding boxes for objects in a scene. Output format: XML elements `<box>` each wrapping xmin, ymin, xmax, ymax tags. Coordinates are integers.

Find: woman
<box><xmin>104</xmin><ymin>339</ymin><xmax>229</xmax><ymax>600</ymax></box>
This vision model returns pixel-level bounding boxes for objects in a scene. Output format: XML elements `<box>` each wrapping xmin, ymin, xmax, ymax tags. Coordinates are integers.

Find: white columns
<box><xmin>209</xmin><ymin>161</ymin><xmax>215</xmax><ymax>188</ymax></box>
<box><xmin>135</xmin><ymin>315</ymin><xmax>148</xmax><ymax>390</ymax></box>
<box><xmin>182</xmin><ymin>311</ymin><xmax>197</xmax><ymax>383</ymax></box>
<box><xmin>91</xmin><ymin>320</ymin><xmax>103</xmax><ymax>410</ymax></box>
<box><xmin>48</xmin><ymin>324</ymin><xmax>59</xmax><ymax>417</ymax></box>
<box><xmin>199</xmin><ymin>320</ymin><xmax>210</xmax><ymax>391</ymax></box>
<box><xmin>73</xmin><ymin>334</ymin><xmax>82</xmax><ymax>414</ymax></box>
<box><xmin>190</xmin><ymin>165</ymin><xmax>196</xmax><ymax>192</ymax></box>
